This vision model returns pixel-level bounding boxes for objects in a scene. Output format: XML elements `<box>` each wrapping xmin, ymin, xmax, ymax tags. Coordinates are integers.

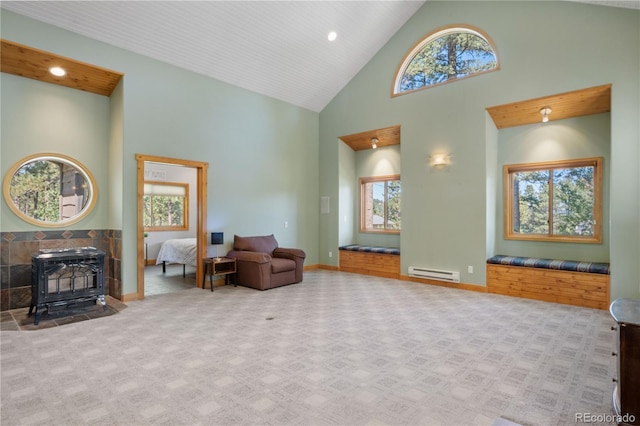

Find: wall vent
<box><xmin>408</xmin><ymin>266</ymin><xmax>460</xmax><ymax>283</ymax></box>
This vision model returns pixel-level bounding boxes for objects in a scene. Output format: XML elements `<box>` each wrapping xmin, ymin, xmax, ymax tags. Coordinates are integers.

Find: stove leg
<box><xmin>34</xmin><ymin>311</ymin><xmax>41</xmax><ymax>326</ymax></box>
<box><xmin>97</xmin><ymin>295</ymin><xmax>106</xmax><ymax>311</ymax></box>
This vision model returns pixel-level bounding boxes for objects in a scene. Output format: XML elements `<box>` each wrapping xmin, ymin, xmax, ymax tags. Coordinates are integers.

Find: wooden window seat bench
<box><xmin>486</xmin><ymin>255</ymin><xmax>610</xmax><ymax>310</ymax></box>
<box><xmin>339</xmin><ymin>244</ymin><xmax>400</xmax><ymax>279</ymax></box>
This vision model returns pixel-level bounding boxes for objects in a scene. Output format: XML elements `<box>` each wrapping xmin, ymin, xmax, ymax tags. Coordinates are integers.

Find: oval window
<box><xmin>2</xmin><ymin>153</ymin><xmax>97</xmax><ymax>227</ymax></box>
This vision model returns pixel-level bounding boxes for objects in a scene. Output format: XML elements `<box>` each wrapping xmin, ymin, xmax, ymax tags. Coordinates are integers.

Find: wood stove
<box><xmin>29</xmin><ymin>247</ymin><xmax>106</xmax><ymax>325</ymax></box>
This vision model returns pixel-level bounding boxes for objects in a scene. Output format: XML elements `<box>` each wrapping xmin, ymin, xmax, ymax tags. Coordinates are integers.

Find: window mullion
<box><xmin>548</xmin><ymin>170</ymin><xmax>554</xmax><ymax>236</ymax></box>
<box><xmin>149</xmin><ymin>196</ymin><xmax>155</xmax><ymax>227</ymax></box>
<box><xmin>384</xmin><ymin>182</ymin><xmax>389</xmax><ymax>230</ymax></box>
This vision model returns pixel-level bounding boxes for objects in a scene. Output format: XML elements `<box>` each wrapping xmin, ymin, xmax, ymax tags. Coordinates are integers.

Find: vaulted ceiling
<box><xmin>0</xmin><ymin>1</ymin><xmax>424</xmax><ymax>112</ymax></box>
<box><xmin>1</xmin><ymin>1</ymin><xmax>636</xmax><ymax>112</ymax></box>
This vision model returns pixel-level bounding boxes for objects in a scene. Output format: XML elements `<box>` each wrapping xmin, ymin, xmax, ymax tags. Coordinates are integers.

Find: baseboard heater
<box><xmin>408</xmin><ymin>266</ymin><xmax>460</xmax><ymax>283</ymax></box>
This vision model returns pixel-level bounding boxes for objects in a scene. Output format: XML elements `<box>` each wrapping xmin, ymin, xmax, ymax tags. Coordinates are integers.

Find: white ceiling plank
<box><xmin>1</xmin><ymin>1</ymin><xmax>636</xmax><ymax>112</ymax></box>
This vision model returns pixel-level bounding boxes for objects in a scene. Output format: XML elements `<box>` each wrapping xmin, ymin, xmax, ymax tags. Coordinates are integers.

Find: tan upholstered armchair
<box><xmin>226</xmin><ymin>234</ymin><xmax>306</xmax><ymax>290</ymax></box>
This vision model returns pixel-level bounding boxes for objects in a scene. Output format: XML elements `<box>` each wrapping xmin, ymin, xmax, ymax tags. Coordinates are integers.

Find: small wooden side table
<box><xmin>202</xmin><ymin>257</ymin><xmax>237</xmax><ymax>292</ymax></box>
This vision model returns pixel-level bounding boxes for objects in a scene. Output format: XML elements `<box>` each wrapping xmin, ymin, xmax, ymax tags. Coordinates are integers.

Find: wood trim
<box><xmin>2</xmin><ymin>152</ymin><xmax>99</xmax><ymax>228</ymax></box>
<box><xmin>137</xmin><ymin>154</ymin><xmax>211</xmax><ymax>170</ymax></box>
<box><xmin>121</xmin><ymin>292</ymin><xmax>142</xmax><ymax>303</ymax></box>
<box><xmin>391</xmin><ymin>24</ymin><xmax>500</xmax><ymax>98</ymax></box>
<box><xmin>136</xmin><ymin>154</ymin><xmax>208</xmax><ymax>299</ymax></box>
<box><xmin>339</xmin><ymin>125</ymin><xmax>401</xmax><ymax>151</ymax></box>
<box><xmin>359</xmin><ymin>175</ymin><xmax>401</xmax><ymax>234</ymax></box>
<box><xmin>143</xmin><ymin>181</ymin><xmax>189</xmax><ymax>232</ymax></box>
<box><xmin>1</xmin><ymin>39</ymin><xmax>123</xmax><ymax>97</ymax></box>
<box><xmin>136</xmin><ymin>156</ymin><xmax>145</xmax><ymax>300</ymax></box>
<box><xmin>486</xmin><ymin>84</ymin><xmax>611</xmax><ymax>129</ymax></box>
<box><xmin>316</xmin><ymin>264</ymin><xmax>339</xmax><ymax>271</ymax></box>
<box><xmin>504</xmin><ymin>157</ymin><xmax>603</xmax><ymax>243</ymax></box>
<box><xmin>339</xmin><ymin>250</ymin><xmax>400</xmax><ymax>279</ymax></box>
<box><xmin>487</xmin><ymin>264</ymin><xmax>609</xmax><ymax>310</ymax></box>
<box><xmin>198</xmin><ymin>160</ymin><xmax>209</xmax><ymax>289</ymax></box>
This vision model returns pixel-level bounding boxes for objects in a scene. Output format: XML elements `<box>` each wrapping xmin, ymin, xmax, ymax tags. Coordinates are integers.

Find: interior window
<box><xmin>143</xmin><ymin>181</ymin><xmax>188</xmax><ymax>231</ymax></box>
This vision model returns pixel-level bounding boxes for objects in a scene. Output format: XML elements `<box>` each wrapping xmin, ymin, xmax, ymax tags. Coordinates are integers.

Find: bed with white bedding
<box><xmin>155</xmin><ymin>238</ymin><xmax>197</xmax><ymax>275</ymax></box>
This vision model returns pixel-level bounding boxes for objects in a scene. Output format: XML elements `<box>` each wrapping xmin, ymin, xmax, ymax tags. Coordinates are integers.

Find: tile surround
<box><xmin>0</xmin><ymin>229</ymin><xmax>122</xmax><ymax>311</ymax></box>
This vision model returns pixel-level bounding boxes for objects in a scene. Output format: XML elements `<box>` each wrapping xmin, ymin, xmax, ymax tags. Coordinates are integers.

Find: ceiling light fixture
<box><xmin>49</xmin><ymin>66</ymin><xmax>66</xmax><ymax>77</ymax></box>
<box><xmin>328</xmin><ymin>31</ymin><xmax>337</xmax><ymax>42</ymax></box>
<box><xmin>540</xmin><ymin>107</ymin><xmax>552</xmax><ymax>123</ymax></box>
<box><xmin>371</xmin><ymin>137</ymin><xmax>378</xmax><ymax>149</ymax></box>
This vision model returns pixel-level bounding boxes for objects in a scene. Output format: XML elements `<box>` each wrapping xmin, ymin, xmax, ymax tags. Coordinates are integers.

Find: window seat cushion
<box><xmin>487</xmin><ymin>255</ymin><xmax>610</xmax><ymax>275</ymax></box>
<box><xmin>339</xmin><ymin>244</ymin><xmax>400</xmax><ymax>256</ymax></box>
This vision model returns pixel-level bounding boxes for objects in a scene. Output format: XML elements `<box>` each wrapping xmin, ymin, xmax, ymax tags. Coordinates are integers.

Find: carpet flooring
<box><xmin>0</xmin><ymin>270</ymin><xmax>618</xmax><ymax>425</ymax></box>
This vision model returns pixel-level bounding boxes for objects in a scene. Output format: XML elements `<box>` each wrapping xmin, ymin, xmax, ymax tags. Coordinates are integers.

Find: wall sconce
<box><xmin>429</xmin><ymin>153</ymin><xmax>450</xmax><ymax>169</ymax></box>
<box><xmin>371</xmin><ymin>137</ymin><xmax>378</xmax><ymax>149</ymax></box>
<box><xmin>540</xmin><ymin>107</ymin><xmax>552</xmax><ymax>123</ymax></box>
<box><xmin>210</xmin><ymin>232</ymin><xmax>224</xmax><ymax>260</ymax></box>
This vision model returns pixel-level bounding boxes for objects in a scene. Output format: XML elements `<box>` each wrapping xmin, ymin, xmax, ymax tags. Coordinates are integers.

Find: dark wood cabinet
<box><xmin>610</xmin><ymin>298</ymin><xmax>640</xmax><ymax>426</ymax></box>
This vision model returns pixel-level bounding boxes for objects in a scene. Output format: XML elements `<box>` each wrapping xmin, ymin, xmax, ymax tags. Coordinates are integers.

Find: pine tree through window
<box><xmin>143</xmin><ymin>181</ymin><xmax>188</xmax><ymax>231</ymax></box>
<box><xmin>360</xmin><ymin>175</ymin><xmax>401</xmax><ymax>233</ymax></box>
<box><xmin>393</xmin><ymin>25</ymin><xmax>498</xmax><ymax>95</ymax></box>
<box><xmin>504</xmin><ymin>158</ymin><xmax>603</xmax><ymax>243</ymax></box>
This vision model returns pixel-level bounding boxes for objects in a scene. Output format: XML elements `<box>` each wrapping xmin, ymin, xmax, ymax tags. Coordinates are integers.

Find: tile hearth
<box><xmin>0</xmin><ymin>296</ymin><xmax>127</xmax><ymax>331</ymax></box>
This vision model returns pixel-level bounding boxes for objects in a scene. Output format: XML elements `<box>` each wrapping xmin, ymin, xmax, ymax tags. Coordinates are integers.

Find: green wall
<box><xmin>1</xmin><ymin>10</ymin><xmax>320</xmax><ymax>296</ymax></box>
<box><xmin>337</xmin><ymin>141</ymin><xmax>356</xmax><ymax>249</ymax></box>
<box><xmin>319</xmin><ymin>1</ymin><xmax>639</xmax><ymax>300</ymax></box>
<box><xmin>1</xmin><ymin>73</ymin><xmax>111</xmax><ymax>230</ymax></box>
<box><xmin>108</xmin><ymin>80</ymin><xmax>124</xmax><ymax>230</ymax></box>
<box><xmin>351</xmin><ymin>145</ymin><xmax>401</xmax><ymax>248</ymax></box>
<box><xmin>2</xmin><ymin>2</ymin><xmax>638</xmax><ymax>302</ymax></box>
<box><xmin>495</xmin><ymin>113</ymin><xmax>611</xmax><ymax>262</ymax></box>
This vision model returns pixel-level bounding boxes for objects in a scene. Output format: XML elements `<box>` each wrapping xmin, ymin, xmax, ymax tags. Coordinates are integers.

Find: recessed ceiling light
<box><xmin>328</xmin><ymin>31</ymin><xmax>337</xmax><ymax>42</ymax></box>
<box><xmin>49</xmin><ymin>66</ymin><xmax>66</xmax><ymax>77</ymax></box>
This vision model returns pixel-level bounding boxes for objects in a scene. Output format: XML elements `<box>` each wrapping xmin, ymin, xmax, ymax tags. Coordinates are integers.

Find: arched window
<box><xmin>393</xmin><ymin>25</ymin><xmax>499</xmax><ymax>96</ymax></box>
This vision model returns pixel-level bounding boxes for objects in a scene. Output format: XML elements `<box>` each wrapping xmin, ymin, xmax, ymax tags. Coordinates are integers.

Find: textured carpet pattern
<box><xmin>1</xmin><ymin>270</ymin><xmax>617</xmax><ymax>425</ymax></box>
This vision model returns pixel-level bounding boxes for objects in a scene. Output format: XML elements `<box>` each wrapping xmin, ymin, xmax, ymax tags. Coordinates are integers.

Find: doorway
<box><xmin>136</xmin><ymin>154</ymin><xmax>209</xmax><ymax>300</ymax></box>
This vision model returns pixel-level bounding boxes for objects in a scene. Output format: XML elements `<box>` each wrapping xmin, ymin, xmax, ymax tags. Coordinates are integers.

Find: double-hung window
<box><xmin>504</xmin><ymin>158</ymin><xmax>602</xmax><ymax>243</ymax></box>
